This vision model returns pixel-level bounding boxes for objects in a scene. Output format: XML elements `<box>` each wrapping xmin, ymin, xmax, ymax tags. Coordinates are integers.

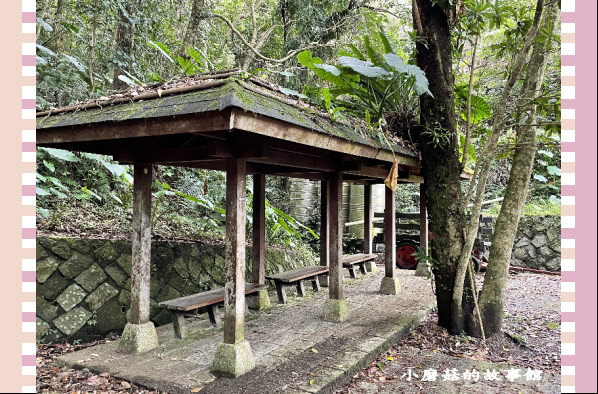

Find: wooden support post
<box><xmin>119</xmin><ymin>163</ymin><xmax>159</xmax><ymax>353</ymax></box>
<box><xmin>322</xmin><ymin>172</ymin><xmax>349</xmax><ymax>322</ymax></box>
<box><xmin>363</xmin><ymin>184</ymin><xmax>378</xmax><ymax>273</ymax></box>
<box><xmin>223</xmin><ymin>157</ymin><xmax>248</xmax><ymax>345</ymax></box>
<box><xmin>130</xmin><ymin>163</ymin><xmax>152</xmax><ymax>325</ymax></box>
<box><xmin>380</xmin><ymin>185</ymin><xmax>401</xmax><ymax>294</ymax></box>
<box><xmin>364</xmin><ymin>184</ymin><xmax>373</xmax><ymax>254</ymax></box>
<box><xmin>384</xmin><ymin>186</ymin><xmax>396</xmax><ymax>278</ymax></box>
<box><xmin>252</xmin><ymin>174</ymin><xmax>266</xmax><ymax>284</ymax></box>
<box><xmin>213</xmin><ymin>157</ymin><xmax>255</xmax><ymax>377</ymax></box>
<box><xmin>171</xmin><ymin>311</ymin><xmax>188</xmax><ymax>339</ymax></box>
<box><xmin>319</xmin><ymin>180</ymin><xmax>330</xmax><ymax>287</ymax></box>
<box><xmin>248</xmin><ymin>174</ymin><xmax>271</xmax><ymax>311</ymax></box>
<box><xmin>329</xmin><ymin>173</ymin><xmax>343</xmax><ymax>300</ymax></box>
<box><xmin>415</xmin><ymin>184</ymin><xmax>430</xmax><ymax>276</ymax></box>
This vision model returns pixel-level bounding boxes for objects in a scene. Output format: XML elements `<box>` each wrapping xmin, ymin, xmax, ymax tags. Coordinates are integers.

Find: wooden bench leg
<box><xmin>359</xmin><ymin>262</ymin><xmax>367</xmax><ymax>276</ymax></box>
<box><xmin>171</xmin><ymin>311</ymin><xmax>187</xmax><ymax>339</ymax></box>
<box><xmin>207</xmin><ymin>304</ymin><xmax>220</xmax><ymax>328</ymax></box>
<box><xmin>348</xmin><ymin>266</ymin><xmax>357</xmax><ymax>279</ymax></box>
<box><xmin>296</xmin><ymin>280</ymin><xmax>306</xmax><ymax>297</ymax></box>
<box><xmin>311</xmin><ymin>276</ymin><xmax>321</xmax><ymax>292</ymax></box>
<box><xmin>275</xmin><ymin>281</ymin><xmax>288</xmax><ymax>304</ymax></box>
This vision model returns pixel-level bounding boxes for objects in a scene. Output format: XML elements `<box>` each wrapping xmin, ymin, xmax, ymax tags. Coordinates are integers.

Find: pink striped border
<box><xmin>22</xmin><ymin>0</ymin><xmax>36</xmax><ymax>392</ymax></box>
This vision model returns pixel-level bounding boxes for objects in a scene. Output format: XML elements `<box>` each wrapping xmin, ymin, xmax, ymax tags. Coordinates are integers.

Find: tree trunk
<box><xmin>413</xmin><ymin>0</ymin><xmax>467</xmax><ymax>332</ymax></box>
<box><xmin>112</xmin><ymin>0</ymin><xmax>138</xmax><ymax>90</ymax></box>
<box><xmin>180</xmin><ymin>0</ymin><xmax>205</xmax><ymax>58</ymax></box>
<box><xmin>476</xmin><ymin>2</ymin><xmax>559</xmax><ymax>337</ymax></box>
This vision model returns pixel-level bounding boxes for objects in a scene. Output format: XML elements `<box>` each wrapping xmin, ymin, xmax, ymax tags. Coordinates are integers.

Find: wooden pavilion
<box><xmin>36</xmin><ymin>72</ymin><xmax>426</xmax><ymax>376</ymax></box>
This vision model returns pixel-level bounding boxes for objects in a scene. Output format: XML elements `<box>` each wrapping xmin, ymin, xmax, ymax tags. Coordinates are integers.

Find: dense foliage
<box><xmin>36</xmin><ymin>0</ymin><xmax>561</xmax><ymax>255</ymax></box>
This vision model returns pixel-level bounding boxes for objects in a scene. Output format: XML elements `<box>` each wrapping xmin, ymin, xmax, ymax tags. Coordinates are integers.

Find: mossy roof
<box><xmin>36</xmin><ymin>78</ymin><xmax>417</xmax><ymax>159</ymax></box>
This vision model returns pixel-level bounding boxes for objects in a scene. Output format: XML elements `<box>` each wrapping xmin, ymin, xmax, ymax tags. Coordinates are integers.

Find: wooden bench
<box><xmin>342</xmin><ymin>253</ymin><xmax>377</xmax><ymax>278</ymax></box>
<box><xmin>266</xmin><ymin>265</ymin><xmax>329</xmax><ymax>304</ymax></box>
<box><xmin>159</xmin><ymin>283</ymin><xmax>268</xmax><ymax>339</ymax></box>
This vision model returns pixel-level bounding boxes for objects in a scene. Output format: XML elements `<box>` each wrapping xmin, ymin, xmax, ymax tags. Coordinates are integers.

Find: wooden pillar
<box><xmin>130</xmin><ymin>163</ymin><xmax>152</xmax><ymax>325</ymax></box>
<box><xmin>380</xmin><ymin>185</ymin><xmax>401</xmax><ymax>294</ymax></box>
<box><xmin>415</xmin><ymin>183</ymin><xmax>429</xmax><ymax>276</ymax></box>
<box><xmin>223</xmin><ymin>157</ymin><xmax>247</xmax><ymax>345</ymax></box>
<box><xmin>319</xmin><ymin>180</ymin><xmax>329</xmax><ymax>267</ymax></box>
<box><xmin>249</xmin><ymin>174</ymin><xmax>270</xmax><ymax>310</ymax></box>
<box><xmin>319</xmin><ymin>180</ymin><xmax>330</xmax><ymax>287</ymax></box>
<box><xmin>384</xmin><ymin>186</ymin><xmax>396</xmax><ymax>277</ymax></box>
<box><xmin>252</xmin><ymin>174</ymin><xmax>266</xmax><ymax>284</ymax></box>
<box><xmin>322</xmin><ymin>172</ymin><xmax>349</xmax><ymax>322</ymax></box>
<box><xmin>213</xmin><ymin>158</ymin><xmax>255</xmax><ymax>377</ymax></box>
<box><xmin>119</xmin><ymin>163</ymin><xmax>159</xmax><ymax>353</ymax></box>
<box><xmin>363</xmin><ymin>184</ymin><xmax>373</xmax><ymax>254</ymax></box>
<box><xmin>328</xmin><ymin>173</ymin><xmax>343</xmax><ymax>300</ymax></box>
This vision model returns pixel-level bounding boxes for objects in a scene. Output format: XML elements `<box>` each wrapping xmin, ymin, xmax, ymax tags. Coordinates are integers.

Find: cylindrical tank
<box><xmin>347</xmin><ymin>184</ymin><xmax>385</xmax><ymax>238</ymax></box>
<box><xmin>289</xmin><ymin>179</ymin><xmax>318</xmax><ymax>223</ymax></box>
<box><xmin>342</xmin><ymin>182</ymin><xmax>351</xmax><ymax>230</ymax></box>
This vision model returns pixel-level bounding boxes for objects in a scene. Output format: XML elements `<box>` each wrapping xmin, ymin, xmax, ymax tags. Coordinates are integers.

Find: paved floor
<box><xmin>57</xmin><ymin>267</ymin><xmax>436</xmax><ymax>393</ymax></box>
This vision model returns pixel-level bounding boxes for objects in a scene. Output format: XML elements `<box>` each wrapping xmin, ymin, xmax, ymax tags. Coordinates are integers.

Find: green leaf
<box><xmin>186</xmin><ymin>46</ymin><xmax>205</xmax><ymax>67</ymax></box>
<box><xmin>537</xmin><ymin>150</ymin><xmax>554</xmax><ymax>158</ymax></box>
<box><xmin>533</xmin><ymin>174</ymin><xmax>548</xmax><ymax>182</ymax></box>
<box><xmin>383</xmin><ymin>53</ymin><xmax>407</xmax><ymax>73</ymax></box>
<box><xmin>43</xmin><ymin>160</ymin><xmax>55</xmax><ymax>172</ymax></box>
<box><xmin>100</xmin><ymin>160</ymin><xmax>125</xmax><ymax>177</ymax></box>
<box><xmin>50</xmin><ymin>187</ymin><xmax>68</xmax><ymax>199</ymax></box>
<box><xmin>117</xmin><ymin>75</ymin><xmax>137</xmax><ymax>86</ymax></box>
<box><xmin>36</xmin><ymin>187</ymin><xmax>50</xmax><ymax>196</ymax></box>
<box><xmin>36</xmin><ymin>44</ymin><xmax>56</xmax><ymax>58</ymax></box>
<box><xmin>37</xmin><ymin>17</ymin><xmax>53</xmax><ymax>32</ymax></box>
<box><xmin>279</xmin><ymin>87</ymin><xmax>309</xmax><ymax>100</ymax></box>
<box><xmin>546</xmin><ymin>166</ymin><xmax>561</xmax><ymax>176</ymax></box>
<box><xmin>177</xmin><ymin>56</ymin><xmax>195</xmax><ymax>76</ymax></box>
<box><xmin>348</xmin><ymin>44</ymin><xmax>366</xmax><ymax>61</ymax></box>
<box><xmin>378</xmin><ymin>24</ymin><xmax>395</xmax><ymax>54</ymax></box>
<box><xmin>338</xmin><ymin>56</ymin><xmax>390</xmax><ymax>78</ymax></box>
<box><xmin>148</xmin><ymin>40</ymin><xmax>174</xmax><ymax>63</ymax></box>
<box><xmin>39</xmin><ymin>147</ymin><xmax>79</xmax><ymax>162</ymax></box>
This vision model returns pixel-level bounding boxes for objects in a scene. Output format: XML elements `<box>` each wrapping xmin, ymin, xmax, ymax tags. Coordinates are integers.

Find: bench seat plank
<box><xmin>266</xmin><ymin>265</ymin><xmax>329</xmax><ymax>283</ymax></box>
<box><xmin>159</xmin><ymin>283</ymin><xmax>268</xmax><ymax>312</ymax></box>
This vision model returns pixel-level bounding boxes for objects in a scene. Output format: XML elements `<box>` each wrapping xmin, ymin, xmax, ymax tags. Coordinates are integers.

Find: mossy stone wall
<box><xmin>36</xmin><ymin>236</ymin><xmax>315</xmax><ymax>343</ymax></box>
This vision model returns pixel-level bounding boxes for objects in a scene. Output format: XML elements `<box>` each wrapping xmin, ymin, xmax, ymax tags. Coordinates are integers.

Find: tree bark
<box><xmin>476</xmin><ymin>2</ymin><xmax>559</xmax><ymax>337</ymax></box>
<box><xmin>112</xmin><ymin>0</ymin><xmax>138</xmax><ymax>90</ymax></box>
<box><xmin>450</xmin><ymin>0</ymin><xmax>544</xmax><ymax>336</ymax></box>
<box><xmin>413</xmin><ymin>0</ymin><xmax>466</xmax><ymax>331</ymax></box>
<box><xmin>180</xmin><ymin>0</ymin><xmax>205</xmax><ymax>58</ymax></box>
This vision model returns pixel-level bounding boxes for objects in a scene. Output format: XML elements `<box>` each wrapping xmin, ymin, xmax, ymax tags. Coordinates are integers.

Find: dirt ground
<box><xmin>336</xmin><ymin>271</ymin><xmax>561</xmax><ymax>394</ymax></box>
<box><xmin>37</xmin><ymin>271</ymin><xmax>561</xmax><ymax>394</ymax></box>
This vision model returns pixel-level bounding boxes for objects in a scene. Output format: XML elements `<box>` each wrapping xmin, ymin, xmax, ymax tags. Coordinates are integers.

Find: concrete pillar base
<box><xmin>247</xmin><ymin>289</ymin><xmax>271</xmax><ymax>311</ymax></box>
<box><xmin>380</xmin><ymin>277</ymin><xmax>401</xmax><ymax>295</ymax></box>
<box><xmin>319</xmin><ymin>275</ymin><xmax>329</xmax><ymax>287</ymax></box>
<box><xmin>212</xmin><ymin>341</ymin><xmax>255</xmax><ymax>377</ymax></box>
<box><xmin>321</xmin><ymin>298</ymin><xmax>349</xmax><ymax>323</ymax></box>
<box><xmin>364</xmin><ymin>260</ymin><xmax>379</xmax><ymax>274</ymax></box>
<box><xmin>119</xmin><ymin>322</ymin><xmax>159</xmax><ymax>353</ymax></box>
<box><xmin>415</xmin><ymin>262</ymin><xmax>430</xmax><ymax>277</ymax></box>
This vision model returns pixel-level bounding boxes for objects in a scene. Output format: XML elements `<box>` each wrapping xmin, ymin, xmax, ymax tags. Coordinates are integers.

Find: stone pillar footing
<box><xmin>119</xmin><ymin>322</ymin><xmax>159</xmax><ymax>353</ymax></box>
<box><xmin>415</xmin><ymin>262</ymin><xmax>429</xmax><ymax>277</ymax></box>
<box><xmin>212</xmin><ymin>340</ymin><xmax>255</xmax><ymax>377</ymax></box>
<box><xmin>322</xmin><ymin>298</ymin><xmax>349</xmax><ymax>322</ymax></box>
<box><xmin>319</xmin><ymin>275</ymin><xmax>329</xmax><ymax>287</ymax></box>
<box><xmin>247</xmin><ymin>289</ymin><xmax>271</xmax><ymax>311</ymax></box>
<box><xmin>380</xmin><ymin>277</ymin><xmax>401</xmax><ymax>295</ymax></box>
<box><xmin>364</xmin><ymin>261</ymin><xmax>379</xmax><ymax>274</ymax></box>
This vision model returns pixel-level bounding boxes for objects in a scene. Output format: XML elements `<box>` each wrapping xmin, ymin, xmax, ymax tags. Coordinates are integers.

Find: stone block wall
<box><xmin>509</xmin><ymin>215</ymin><xmax>561</xmax><ymax>271</ymax></box>
<box><xmin>36</xmin><ymin>237</ymin><xmax>315</xmax><ymax>343</ymax></box>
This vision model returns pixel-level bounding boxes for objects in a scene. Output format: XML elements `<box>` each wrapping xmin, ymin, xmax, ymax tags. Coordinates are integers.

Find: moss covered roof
<box><xmin>36</xmin><ymin>77</ymin><xmax>417</xmax><ymax>159</ymax></box>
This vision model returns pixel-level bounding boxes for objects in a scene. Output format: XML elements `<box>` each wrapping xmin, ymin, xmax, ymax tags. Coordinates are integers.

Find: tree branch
<box><xmin>210</xmin><ymin>13</ymin><xmax>335</xmax><ymax>64</ymax></box>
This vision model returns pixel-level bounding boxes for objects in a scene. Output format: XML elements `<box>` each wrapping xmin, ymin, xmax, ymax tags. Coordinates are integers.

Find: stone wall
<box><xmin>509</xmin><ymin>216</ymin><xmax>560</xmax><ymax>271</ymax></box>
<box><xmin>36</xmin><ymin>236</ymin><xmax>315</xmax><ymax>343</ymax></box>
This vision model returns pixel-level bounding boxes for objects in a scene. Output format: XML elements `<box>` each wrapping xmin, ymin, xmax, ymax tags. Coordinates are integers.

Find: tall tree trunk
<box><xmin>476</xmin><ymin>2</ymin><xmax>559</xmax><ymax>337</ymax></box>
<box><xmin>450</xmin><ymin>0</ymin><xmax>544</xmax><ymax>336</ymax></box>
<box><xmin>180</xmin><ymin>0</ymin><xmax>205</xmax><ymax>58</ymax></box>
<box><xmin>413</xmin><ymin>0</ymin><xmax>467</xmax><ymax>331</ymax></box>
<box><xmin>112</xmin><ymin>0</ymin><xmax>138</xmax><ymax>90</ymax></box>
